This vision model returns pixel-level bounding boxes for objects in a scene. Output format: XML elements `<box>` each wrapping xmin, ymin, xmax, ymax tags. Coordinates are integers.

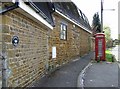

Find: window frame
<box><xmin>60</xmin><ymin>23</ymin><xmax>67</xmax><ymax>40</ymax></box>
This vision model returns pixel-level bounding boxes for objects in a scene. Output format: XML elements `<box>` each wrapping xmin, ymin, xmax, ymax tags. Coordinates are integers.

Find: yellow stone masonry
<box><xmin>0</xmin><ymin>8</ymin><xmax>93</xmax><ymax>87</ymax></box>
<box><xmin>1</xmin><ymin>11</ymin><xmax>49</xmax><ymax>87</ymax></box>
<box><xmin>48</xmin><ymin>13</ymin><xmax>92</xmax><ymax>70</ymax></box>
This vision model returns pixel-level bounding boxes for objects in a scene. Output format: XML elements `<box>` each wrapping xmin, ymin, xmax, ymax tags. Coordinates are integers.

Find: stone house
<box><xmin>0</xmin><ymin>1</ymin><xmax>54</xmax><ymax>87</ymax></box>
<box><xmin>0</xmin><ymin>1</ymin><xmax>93</xmax><ymax>87</ymax></box>
<box><xmin>48</xmin><ymin>2</ymin><xmax>92</xmax><ymax>71</ymax></box>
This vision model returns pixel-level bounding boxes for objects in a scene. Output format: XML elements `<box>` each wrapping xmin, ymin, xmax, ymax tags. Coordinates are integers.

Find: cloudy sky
<box><xmin>72</xmin><ymin>0</ymin><xmax>119</xmax><ymax>40</ymax></box>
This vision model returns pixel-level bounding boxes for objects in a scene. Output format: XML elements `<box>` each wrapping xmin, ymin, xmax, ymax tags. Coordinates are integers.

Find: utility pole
<box><xmin>101</xmin><ymin>0</ymin><xmax>103</xmax><ymax>33</ymax></box>
<box><xmin>101</xmin><ymin>0</ymin><xmax>115</xmax><ymax>33</ymax></box>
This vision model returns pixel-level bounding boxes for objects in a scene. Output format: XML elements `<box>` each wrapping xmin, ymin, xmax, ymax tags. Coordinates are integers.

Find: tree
<box><xmin>92</xmin><ymin>12</ymin><xmax>101</xmax><ymax>34</ymax></box>
<box><xmin>118</xmin><ymin>34</ymin><xmax>120</xmax><ymax>44</ymax></box>
<box><xmin>104</xmin><ymin>26</ymin><xmax>111</xmax><ymax>41</ymax></box>
<box><xmin>119</xmin><ymin>34</ymin><xmax>120</xmax><ymax>40</ymax></box>
<box><xmin>103</xmin><ymin>26</ymin><xmax>112</xmax><ymax>47</ymax></box>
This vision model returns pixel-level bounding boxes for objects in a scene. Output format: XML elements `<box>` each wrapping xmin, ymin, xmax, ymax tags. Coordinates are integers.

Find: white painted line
<box><xmin>77</xmin><ymin>62</ymin><xmax>92</xmax><ymax>88</ymax></box>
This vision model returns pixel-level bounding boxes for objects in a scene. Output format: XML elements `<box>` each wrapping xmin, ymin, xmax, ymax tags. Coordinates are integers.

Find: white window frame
<box><xmin>60</xmin><ymin>23</ymin><xmax>67</xmax><ymax>40</ymax></box>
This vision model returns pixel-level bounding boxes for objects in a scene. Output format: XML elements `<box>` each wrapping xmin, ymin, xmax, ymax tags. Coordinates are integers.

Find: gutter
<box><xmin>55</xmin><ymin>10</ymin><xmax>92</xmax><ymax>34</ymax></box>
<box><xmin>18</xmin><ymin>0</ymin><xmax>53</xmax><ymax>30</ymax></box>
<box><xmin>0</xmin><ymin>1</ymin><xmax>19</xmax><ymax>14</ymax></box>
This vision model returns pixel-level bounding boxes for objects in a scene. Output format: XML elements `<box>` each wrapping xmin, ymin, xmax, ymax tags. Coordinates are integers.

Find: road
<box><xmin>111</xmin><ymin>45</ymin><xmax>120</xmax><ymax>88</ymax></box>
<box><xmin>111</xmin><ymin>45</ymin><xmax>119</xmax><ymax>61</ymax></box>
<box><xmin>32</xmin><ymin>52</ymin><xmax>94</xmax><ymax>87</ymax></box>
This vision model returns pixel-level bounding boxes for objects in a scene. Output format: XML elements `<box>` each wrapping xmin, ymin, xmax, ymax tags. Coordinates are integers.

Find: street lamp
<box><xmin>101</xmin><ymin>0</ymin><xmax>115</xmax><ymax>33</ymax></box>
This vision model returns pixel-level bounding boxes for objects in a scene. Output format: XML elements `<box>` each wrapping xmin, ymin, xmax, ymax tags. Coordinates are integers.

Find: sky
<box><xmin>72</xmin><ymin>0</ymin><xmax>119</xmax><ymax>40</ymax></box>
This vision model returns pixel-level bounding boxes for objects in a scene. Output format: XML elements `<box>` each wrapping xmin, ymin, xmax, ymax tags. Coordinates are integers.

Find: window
<box><xmin>66</xmin><ymin>5</ymin><xmax>70</xmax><ymax>10</ymax></box>
<box><xmin>60</xmin><ymin>23</ymin><xmax>67</xmax><ymax>40</ymax></box>
<box><xmin>78</xmin><ymin>9</ymin><xmax>82</xmax><ymax>17</ymax></box>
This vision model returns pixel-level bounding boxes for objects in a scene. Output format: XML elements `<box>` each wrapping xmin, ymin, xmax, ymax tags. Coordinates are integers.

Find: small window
<box><xmin>78</xmin><ymin>9</ymin><xmax>82</xmax><ymax>17</ymax></box>
<box><xmin>60</xmin><ymin>23</ymin><xmax>67</xmax><ymax>40</ymax></box>
<box><xmin>66</xmin><ymin>5</ymin><xmax>70</xmax><ymax>10</ymax></box>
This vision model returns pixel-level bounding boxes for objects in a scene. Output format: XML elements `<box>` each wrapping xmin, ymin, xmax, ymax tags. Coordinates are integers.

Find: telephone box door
<box><xmin>95</xmin><ymin>33</ymin><xmax>106</xmax><ymax>61</ymax></box>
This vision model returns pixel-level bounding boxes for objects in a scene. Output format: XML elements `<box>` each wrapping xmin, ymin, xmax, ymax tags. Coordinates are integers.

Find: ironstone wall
<box><xmin>0</xmin><ymin>5</ymin><xmax>93</xmax><ymax>88</ymax></box>
<box><xmin>48</xmin><ymin>13</ymin><xmax>92</xmax><ymax>71</ymax></box>
<box><xmin>0</xmin><ymin>10</ymin><xmax>2</xmax><ymax>88</ymax></box>
<box><xmin>1</xmin><ymin>10</ymin><xmax>49</xmax><ymax>87</ymax></box>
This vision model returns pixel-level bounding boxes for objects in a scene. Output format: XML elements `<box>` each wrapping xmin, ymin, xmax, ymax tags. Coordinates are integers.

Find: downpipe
<box><xmin>2</xmin><ymin>49</ymin><xmax>7</xmax><ymax>88</ymax></box>
<box><xmin>1</xmin><ymin>1</ymin><xmax>19</xmax><ymax>87</ymax></box>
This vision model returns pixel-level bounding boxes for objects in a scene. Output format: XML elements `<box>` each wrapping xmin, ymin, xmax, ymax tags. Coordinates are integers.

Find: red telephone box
<box><xmin>95</xmin><ymin>33</ymin><xmax>106</xmax><ymax>61</ymax></box>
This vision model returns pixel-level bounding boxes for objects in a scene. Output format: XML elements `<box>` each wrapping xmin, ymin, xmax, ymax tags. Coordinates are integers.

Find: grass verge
<box><xmin>105</xmin><ymin>49</ymin><xmax>114</xmax><ymax>62</ymax></box>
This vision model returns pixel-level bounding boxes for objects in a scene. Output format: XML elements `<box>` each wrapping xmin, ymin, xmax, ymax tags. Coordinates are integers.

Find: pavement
<box><xmin>31</xmin><ymin>50</ymin><xmax>119</xmax><ymax>89</ymax></box>
<box><xmin>0</xmin><ymin>49</ymin><xmax>118</xmax><ymax>88</ymax></box>
<box><xmin>82</xmin><ymin>61</ymin><xmax>118</xmax><ymax>88</ymax></box>
<box><xmin>111</xmin><ymin>45</ymin><xmax>119</xmax><ymax>61</ymax></box>
<box><xmin>31</xmin><ymin>52</ymin><xmax>94</xmax><ymax>87</ymax></box>
<box><xmin>78</xmin><ymin>45</ymin><xmax>119</xmax><ymax>89</ymax></box>
<box><xmin>0</xmin><ymin>59</ymin><xmax>1</xmax><ymax>89</ymax></box>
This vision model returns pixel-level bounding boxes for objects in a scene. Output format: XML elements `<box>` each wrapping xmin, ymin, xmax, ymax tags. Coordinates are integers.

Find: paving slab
<box><xmin>84</xmin><ymin>62</ymin><xmax>118</xmax><ymax>88</ymax></box>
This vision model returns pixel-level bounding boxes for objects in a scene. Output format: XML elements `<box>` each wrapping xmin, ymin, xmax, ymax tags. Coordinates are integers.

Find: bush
<box><xmin>105</xmin><ymin>50</ymin><xmax>115</xmax><ymax>62</ymax></box>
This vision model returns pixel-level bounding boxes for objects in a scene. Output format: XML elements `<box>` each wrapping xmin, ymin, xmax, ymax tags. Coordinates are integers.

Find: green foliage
<box><xmin>105</xmin><ymin>50</ymin><xmax>114</xmax><ymax>62</ymax></box>
<box><xmin>104</xmin><ymin>26</ymin><xmax>113</xmax><ymax>48</ymax></box>
<box><xmin>118</xmin><ymin>34</ymin><xmax>120</xmax><ymax>40</ymax></box>
<box><xmin>92</xmin><ymin>12</ymin><xmax>101</xmax><ymax>33</ymax></box>
<box><xmin>118</xmin><ymin>34</ymin><xmax>120</xmax><ymax>45</ymax></box>
<box><xmin>104</xmin><ymin>26</ymin><xmax>111</xmax><ymax>41</ymax></box>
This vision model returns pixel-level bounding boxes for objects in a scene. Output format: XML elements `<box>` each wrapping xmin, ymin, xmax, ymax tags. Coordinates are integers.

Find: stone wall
<box><xmin>1</xmin><ymin>10</ymin><xmax>49</xmax><ymax>87</ymax></box>
<box><xmin>0</xmin><ymin>10</ymin><xmax>2</xmax><ymax>88</ymax></box>
<box><xmin>48</xmin><ymin>13</ymin><xmax>92</xmax><ymax>70</ymax></box>
<box><xmin>80</xmin><ymin>29</ymin><xmax>91</xmax><ymax>56</ymax></box>
<box><xmin>0</xmin><ymin>6</ymin><xmax>93</xmax><ymax>88</ymax></box>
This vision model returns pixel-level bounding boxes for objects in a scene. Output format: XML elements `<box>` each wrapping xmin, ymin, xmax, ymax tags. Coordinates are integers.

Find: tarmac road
<box><xmin>32</xmin><ymin>52</ymin><xmax>94</xmax><ymax>87</ymax></box>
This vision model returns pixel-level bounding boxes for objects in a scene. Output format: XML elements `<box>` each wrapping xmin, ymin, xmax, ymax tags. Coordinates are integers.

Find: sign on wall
<box><xmin>52</xmin><ymin>46</ymin><xmax>56</xmax><ymax>59</ymax></box>
<box><xmin>12</xmin><ymin>36</ymin><xmax>19</xmax><ymax>47</ymax></box>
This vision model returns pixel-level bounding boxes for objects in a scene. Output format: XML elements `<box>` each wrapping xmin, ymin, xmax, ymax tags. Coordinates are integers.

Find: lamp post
<box><xmin>101</xmin><ymin>0</ymin><xmax>115</xmax><ymax>33</ymax></box>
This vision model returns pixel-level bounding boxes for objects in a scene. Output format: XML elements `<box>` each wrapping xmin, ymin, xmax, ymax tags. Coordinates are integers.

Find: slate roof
<box><xmin>53</xmin><ymin>2</ymin><xmax>91</xmax><ymax>30</ymax></box>
<box><xmin>26</xmin><ymin>1</ymin><xmax>55</xmax><ymax>26</ymax></box>
<box><xmin>25</xmin><ymin>1</ymin><xmax>91</xmax><ymax>31</ymax></box>
<box><xmin>1</xmin><ymin>1</ymin><xmax>91</xmax><ymax>31</ymax></box>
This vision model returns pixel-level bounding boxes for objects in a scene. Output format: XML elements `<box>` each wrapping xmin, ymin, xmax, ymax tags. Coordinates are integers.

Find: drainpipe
<box><xmin>1</xmin><ymin>1</ymin><xmax>19</xmax><ymax>87</ymax></box>
<box><xmin>2</xmin><ymin>41</ymin><xmax>7</xmax><ymax>88</ymax></box>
